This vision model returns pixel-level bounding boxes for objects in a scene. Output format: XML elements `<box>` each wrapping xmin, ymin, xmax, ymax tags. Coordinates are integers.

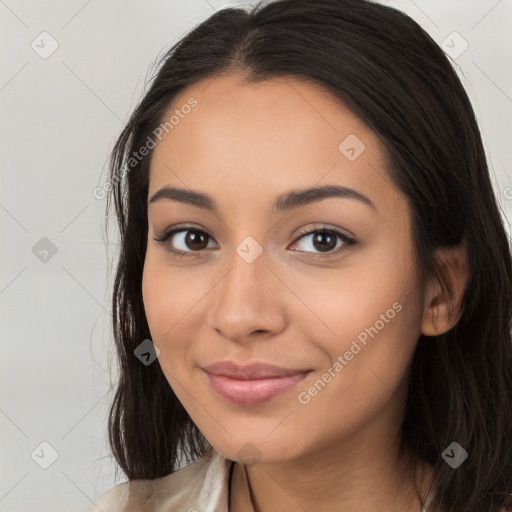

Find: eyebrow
<box><xmin>148</xmin><ymin>184</ymin><xmax>377</xmax><ymax>213</ymax></box>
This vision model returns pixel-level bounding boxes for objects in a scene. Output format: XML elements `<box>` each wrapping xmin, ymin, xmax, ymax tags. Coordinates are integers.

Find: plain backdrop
<box><xmin>0</xmin><ymin>0</ymin><xmax>511</xmax><ymax>510</ymax></box>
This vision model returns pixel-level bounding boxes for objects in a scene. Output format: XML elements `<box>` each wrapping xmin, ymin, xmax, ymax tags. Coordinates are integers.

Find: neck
<box><xmin>232</xmin><ymin>444</ymin><xmax>433</xmax><ymax>512</ymax></box>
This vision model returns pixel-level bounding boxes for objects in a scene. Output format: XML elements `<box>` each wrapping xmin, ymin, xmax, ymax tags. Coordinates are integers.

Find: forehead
<box><xmin>148</xmin><ymin>72</ymin><xmax>399</xmax><ymax>214</ymax></box>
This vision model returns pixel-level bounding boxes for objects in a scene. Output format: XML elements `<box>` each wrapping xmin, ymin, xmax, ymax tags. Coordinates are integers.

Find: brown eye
<box><xmin>183</xmin><ymin>230</ymin><xmax>209</xmax><ymax>251</ymax></box>
<box><xmin>154</xmin><ymin>227</ymin><xmax>217</xmax><ymax>255</ymax></box>
<box><xmin>311</xmin><ymin>231</ymin><xmax>338</xmax><ymax>252</ymax></box>
<box><xmin>291</xmin><ymin>227</ymin><xmax>356</xmax><ymax>257</ymax></box>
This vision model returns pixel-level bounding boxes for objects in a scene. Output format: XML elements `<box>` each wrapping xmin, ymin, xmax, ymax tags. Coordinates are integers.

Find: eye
<box><xmin>153</xmin><ymin>223</ymin><xmax>356</xmax><ymax>258</ymax></box>
<box><xmin>153</xmin><ymin>225</ymin><xmax>217</xmax><ymax>257</ymax></box>
<box><xmin>290</xmin><ymin>225</ymin><xmax>356</xmax><ymax>257</ymax></box>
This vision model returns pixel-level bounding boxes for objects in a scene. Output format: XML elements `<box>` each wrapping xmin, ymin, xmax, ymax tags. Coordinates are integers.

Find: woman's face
<box><xmin>142</xmin><ymin>73</ymin><xmax>426</xmax><ymax>464</ymax></box>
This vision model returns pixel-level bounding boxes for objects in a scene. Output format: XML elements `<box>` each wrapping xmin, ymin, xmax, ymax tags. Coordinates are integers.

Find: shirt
<box><xmin>89</xmin><ymin>447</ymin><xmax>434</xmax><ymax>511</ymax></box>
<box><xmin>89</xmin><ymin>447</ymin><xmax>233</xmax><ymax>512</ymax></box>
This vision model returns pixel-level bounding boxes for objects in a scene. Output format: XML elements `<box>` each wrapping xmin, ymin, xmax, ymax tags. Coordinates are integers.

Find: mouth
<box><xmin>201</xmin><ymin>361</ymin><xmax>312</xmax><ymax>406</ymax></box>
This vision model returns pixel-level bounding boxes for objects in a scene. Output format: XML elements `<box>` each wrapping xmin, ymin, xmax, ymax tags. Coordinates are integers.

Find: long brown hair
<box><xmin>103</xmin><ymin>1</ymin><xmax>512</xmax><ymax>510</ymax></box>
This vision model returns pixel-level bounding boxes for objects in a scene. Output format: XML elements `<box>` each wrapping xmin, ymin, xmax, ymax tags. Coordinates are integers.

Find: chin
<box><xmin>204</xmin><ymin>429</ymin><xmax>304</xmax><ymax>465</ymax></box>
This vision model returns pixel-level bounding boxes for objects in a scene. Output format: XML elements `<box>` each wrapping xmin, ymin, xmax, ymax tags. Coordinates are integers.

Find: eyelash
<box><xmin>153</xmin><ymin>224</ymin><xmax>356</xmax><ymax>259</ymax></box>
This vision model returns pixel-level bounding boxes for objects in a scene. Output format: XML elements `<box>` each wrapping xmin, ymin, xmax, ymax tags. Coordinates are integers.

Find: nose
<box><xmin>207</xmin><ymin>246</ymin><xmax>287</xmax><ymax>344</ymax></box>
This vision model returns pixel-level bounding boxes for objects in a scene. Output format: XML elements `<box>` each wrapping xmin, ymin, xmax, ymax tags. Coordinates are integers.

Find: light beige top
<box><xmin>89</xmin><ymin>447</ymin><xmax>434</xmax><ymax>511</ymax></box>
<box><xmin>88</xmin><ymin>447</ymin><xmax>233</xmax><ymax>512</ymax></box>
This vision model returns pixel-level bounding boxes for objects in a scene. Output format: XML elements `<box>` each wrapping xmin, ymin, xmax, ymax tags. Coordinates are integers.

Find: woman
<box><xmin>90</xmin><ymin>0</ymin><xmax>512</xmax><ymax>510</ymax></box>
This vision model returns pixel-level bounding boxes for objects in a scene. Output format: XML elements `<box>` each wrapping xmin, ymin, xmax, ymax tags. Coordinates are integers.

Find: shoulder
<box><xmin>88</xmin><ymin>481</ymin><xmax>129</xmax><ymax>512</ymax></box>
<box><xmin>88</xmin><ymin>447</ymin><xmax>233</xmax><ymax>512</ymax></box>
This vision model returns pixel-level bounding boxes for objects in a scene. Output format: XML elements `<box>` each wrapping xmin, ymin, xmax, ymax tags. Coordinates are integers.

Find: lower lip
<box><xmin>203</xmin><ymin>370</ymin><xmax>311</xmax><ymax>406</ymax></box>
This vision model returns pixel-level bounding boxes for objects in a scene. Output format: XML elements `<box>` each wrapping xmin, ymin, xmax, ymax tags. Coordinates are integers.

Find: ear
<box><xmin>421</xmin><ymin>244</ymin><xmax>469</xmax><ymax>337</ymax></box>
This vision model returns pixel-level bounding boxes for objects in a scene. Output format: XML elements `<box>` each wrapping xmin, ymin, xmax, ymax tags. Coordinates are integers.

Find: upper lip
<box><xmin>202</xmin><ymin>361</ymin><xmax>311</xmax><ymax>380</ymax></box>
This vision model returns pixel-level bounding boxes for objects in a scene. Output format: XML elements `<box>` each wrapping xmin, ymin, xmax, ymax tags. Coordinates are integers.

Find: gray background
<box><xmin>1</xmin><ymin>0</ymin><xmax>511</xmax><ymax>511</ymax></box>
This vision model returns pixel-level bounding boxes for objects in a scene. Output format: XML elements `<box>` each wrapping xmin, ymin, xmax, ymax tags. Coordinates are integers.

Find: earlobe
<box><xmin>420</xmin><ymin>244</ymin><xmax>469</xmax><ymax>337</ymax></box>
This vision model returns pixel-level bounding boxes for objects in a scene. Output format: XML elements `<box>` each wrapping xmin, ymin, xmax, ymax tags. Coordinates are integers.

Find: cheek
<box><xmin>142</xmin><ymin>255</ymin><xmax>167</xmax><ymax>336</ymax></box>
<box><xmin>142</xmin><ymin>250</ymin><xmax>194</xmax><ymax>331</ymax></box>
<box><xmin>141</xmin><ymin>260</ymin><xmax>188</xmax><ymax>401</ymax></box>
<box><xmin>290</xmin><ymin>255</ymin><xmax>409</xmax><ymax>347</ymax></box>
<box><xmin>291</xmin><ymin>243</ymin><xmax>422</xmax><ymax>394</ymax></box>
<box><xmin>141</xmin><ymin>252</ymin><xmax>210</xmax><ymax>374</ymax></box>
<box><xmin>142</xmin><ymin>254</ymin><xmax>183</xmax><ymax>358</ymax></box>
<box><xmin>292</xmin><ymin>280</ymin><xmax>421</xmax><ymax>443</ymax></box>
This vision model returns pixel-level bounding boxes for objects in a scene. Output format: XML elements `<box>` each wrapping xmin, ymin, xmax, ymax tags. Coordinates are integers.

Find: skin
<box><xmin>142</xmin><ymin>71</ymin><xmax>468</xmax><ymax>511</ymax></box>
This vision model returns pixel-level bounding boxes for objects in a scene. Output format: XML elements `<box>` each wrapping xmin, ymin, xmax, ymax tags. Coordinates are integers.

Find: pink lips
<box><xmin>202</xmin><ymin>361</ymin><xmax>311</xmax><ymax>406</ymax></box>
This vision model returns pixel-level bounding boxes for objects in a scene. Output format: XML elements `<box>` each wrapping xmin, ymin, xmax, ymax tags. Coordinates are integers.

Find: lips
<box><xmin>201</xmin><ymin>361</ymin><xmax>312</xmax><ymax>406</ymax></box>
